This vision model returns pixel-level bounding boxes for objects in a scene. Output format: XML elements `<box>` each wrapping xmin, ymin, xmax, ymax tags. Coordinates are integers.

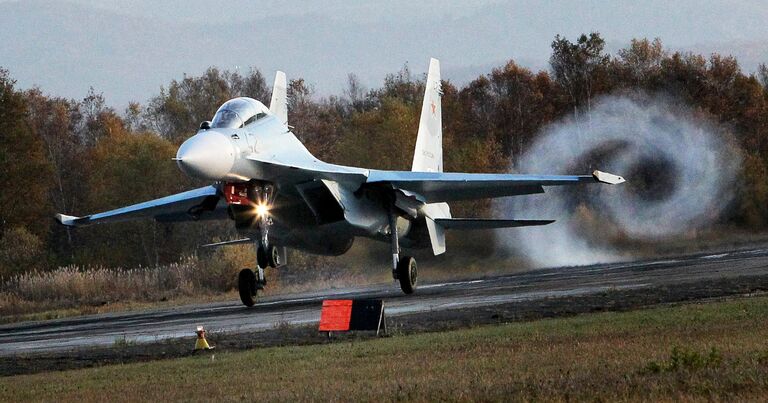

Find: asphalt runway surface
<box><xmin>3</xmin><ymin>247</ymin><xmax>768</xmax><ymax>358</ymax></box>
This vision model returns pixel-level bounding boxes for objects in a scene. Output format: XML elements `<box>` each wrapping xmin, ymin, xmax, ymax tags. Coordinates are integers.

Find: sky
<box><xmin>1</xmin><ymin>0</ymin><xmax>767</xmax><ymax>108</ymax></box>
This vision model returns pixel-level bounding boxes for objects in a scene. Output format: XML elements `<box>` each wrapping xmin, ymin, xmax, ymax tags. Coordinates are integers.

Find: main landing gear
<box><xmin>389</xmin><ymin>208</ymin><xmax>417</xmax><ymax>294</ymax></box>
<box><xmin>396</xmin><ymin>256</ymin><xmax>417</xmax><ymax>294</ymax></box>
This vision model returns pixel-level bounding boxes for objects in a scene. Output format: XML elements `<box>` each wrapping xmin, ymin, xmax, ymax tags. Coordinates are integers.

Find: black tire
<box><xmin>268</xmin><ymin>245</ymin><xmax>279</xmax><ymax>268</ymax></box>
<box><xmin>396</xmin><ymin>256</ymin><xmax>417</xmax><ymax>294</ymax></box>
<box><xmin>238</xmin><ymin>268</ymin><xmax>257</xmax><ymax>307</ymax></box>
<box><xmin>256</xmin><ymin>244</ymin><xmax>269</xmax><ymax>269</ymax></box>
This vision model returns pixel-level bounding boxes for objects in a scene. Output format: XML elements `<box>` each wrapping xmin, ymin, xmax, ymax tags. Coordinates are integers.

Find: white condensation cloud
<box><xmin>494</xmin><ymin>94</ymin><xmax>741</xmax><ymax>267</ymax></box>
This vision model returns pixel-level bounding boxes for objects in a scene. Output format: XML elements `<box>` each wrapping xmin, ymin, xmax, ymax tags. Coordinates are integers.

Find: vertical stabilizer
<box><xmin>270</xmin><ymin>71</ymin><xmax>288</xmax><ymax>126</ymax></box>
<box><xmin>412</xmin><ymin>58</ymin><xmax>442</xmax><ymax>173</ymax></box>
<box><xmin>413</xmin><ymin>59</ymin><xmax>448</xmax><ymax>254</ymax></box>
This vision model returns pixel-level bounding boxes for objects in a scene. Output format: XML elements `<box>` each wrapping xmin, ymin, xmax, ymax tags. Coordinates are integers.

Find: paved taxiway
<box><xmin>3</xmin><ymin>248</ymin><xmax>768</xmax><ymax>356</ymax></box>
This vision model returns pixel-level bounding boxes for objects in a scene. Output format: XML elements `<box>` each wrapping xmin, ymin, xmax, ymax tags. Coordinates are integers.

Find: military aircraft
<box><xmin>56</xmin><ymin>58</ymin><xmax>625</xmax><ymax>306</ymax></box>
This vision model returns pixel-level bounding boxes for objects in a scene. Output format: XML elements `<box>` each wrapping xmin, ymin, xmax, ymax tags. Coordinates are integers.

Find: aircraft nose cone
<box><xmin>176</xmin><ymin>131</ymin><xmax>236</xmax><ymax>180</ymax></box>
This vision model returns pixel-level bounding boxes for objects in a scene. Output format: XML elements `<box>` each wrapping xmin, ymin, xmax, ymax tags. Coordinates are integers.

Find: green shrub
<box><xmin>643</xmin><ymin>346</ymin><xmax>723</xmax><ymax>373</ymax></box>
<box><xmin>0</xmin><ymin>226</ymin><xmax>45</xmax><ymax>277</ymax></box>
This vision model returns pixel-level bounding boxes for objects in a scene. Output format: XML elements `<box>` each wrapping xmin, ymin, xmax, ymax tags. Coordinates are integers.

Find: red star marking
<box><xmin>430</xmin><ymin>100</ymin><xmax>436</xmax><ymax>116</ymax></box>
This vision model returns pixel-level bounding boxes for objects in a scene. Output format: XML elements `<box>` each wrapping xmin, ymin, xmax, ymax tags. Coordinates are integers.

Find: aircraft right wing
<box><xmin>55</xmin><ymin>185</ymin><xmax>226</xmax><ymax>227</ymax></box>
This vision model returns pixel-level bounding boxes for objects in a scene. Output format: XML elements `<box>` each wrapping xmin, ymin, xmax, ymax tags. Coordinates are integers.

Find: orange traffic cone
<box><xmin>194</xmin><ymin>325</ymin><xmax>214</xmax><ymax>351</ymax></box>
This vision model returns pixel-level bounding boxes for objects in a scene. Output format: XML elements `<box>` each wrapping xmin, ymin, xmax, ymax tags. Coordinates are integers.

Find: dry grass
<box><xmin>0</xmin><ymin>250</ymin><xmax>244</xmax><ymax>320</ymax></box>
<box><xmin>0</xmin><ymin>245</ymin><xmax>386</xmax><ymax>321</ymax></box>
<box><xmin>1</xmin><ymin>296</ymin><xmax>767</xmax><ymax>401</ymax></box>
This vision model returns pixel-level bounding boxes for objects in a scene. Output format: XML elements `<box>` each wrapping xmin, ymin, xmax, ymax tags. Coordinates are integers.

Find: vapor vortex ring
<box><xmin>495</xmin><ymin>95</ymin><xmax>741</xmax><ymax>266</ymax></box>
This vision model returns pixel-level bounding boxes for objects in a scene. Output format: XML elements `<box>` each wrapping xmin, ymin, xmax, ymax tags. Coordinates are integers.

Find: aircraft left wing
<box><xmin>366</xmin><ymin>170</ymin><xmax>625</xmax><ymax>202</ymax></box>
<box><xmin>55</xmin><ymin>185</ymin><xmax>225</xmax><ymax>227</ymax></box>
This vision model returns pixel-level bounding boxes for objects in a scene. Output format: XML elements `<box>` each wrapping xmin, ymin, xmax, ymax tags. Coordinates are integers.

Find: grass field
<box><xmin>2</xmin><ymin>296</ymin><xmax>768</xmax><ymax>402</ymax></box>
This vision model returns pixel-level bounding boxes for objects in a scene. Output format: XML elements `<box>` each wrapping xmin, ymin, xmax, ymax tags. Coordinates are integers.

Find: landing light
<box><xmin>255</xmin><ymin>203</ymin><xmax>270</xmax><ymax>217</ymax></box>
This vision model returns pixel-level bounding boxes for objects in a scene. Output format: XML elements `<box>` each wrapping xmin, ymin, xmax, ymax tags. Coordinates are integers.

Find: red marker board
<box><xmin>319</xmin><ymin>299</ymin><xmax>386</xmax><ymax>334</ymax></box>
<box><xmin>319</xmin><ymin>300</ymin><xmax>353</xmax><ymax>331</ymax></box>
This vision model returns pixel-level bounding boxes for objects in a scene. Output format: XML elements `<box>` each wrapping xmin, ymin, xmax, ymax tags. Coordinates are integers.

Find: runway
<box><xmin>3</xmin><ymin>247</ymin><xmax>768</xmax><ymax>357</ymax></box>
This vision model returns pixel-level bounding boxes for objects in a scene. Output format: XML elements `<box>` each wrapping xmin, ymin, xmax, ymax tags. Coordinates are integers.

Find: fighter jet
<box><xmin>56</xmin><ymin>59</ymin><xmax>624</xmax><ymax>306</ymax></box>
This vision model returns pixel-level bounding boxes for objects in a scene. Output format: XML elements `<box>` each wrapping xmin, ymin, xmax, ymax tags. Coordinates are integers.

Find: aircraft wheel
<box><xmin>268</xmin><ymin>245</ymin><xmax>279</xmax><ymax>268</ymax></box>
<box><xmin>396</xmin><ymin>256</ymin><xmax>417</xmax><ymax>294</ymax></box>
<box><xmin>238</xmin><ymin>268</ymin><xmax>257</xmax><ymax>307</ymax></box>
<box><xmin>257</xmin><ymin>244</ymin><xmax>269</xmax><ymax>269</ymax></box>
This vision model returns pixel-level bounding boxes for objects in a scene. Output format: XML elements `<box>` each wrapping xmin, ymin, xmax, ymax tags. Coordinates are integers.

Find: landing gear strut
<box><xmin>389</xmin><ymin>206</ymin><xmax>417</xmax><ymax>294</ymax></box>
<box><xmin>257</xmin><ymin>244</ymin><xmax>269</xmax><ymax>269</ymax></box>
<box><xmin>236</xmin><ymin>181</ymin><xmax>281</xmax><ymax>307</ymax></box>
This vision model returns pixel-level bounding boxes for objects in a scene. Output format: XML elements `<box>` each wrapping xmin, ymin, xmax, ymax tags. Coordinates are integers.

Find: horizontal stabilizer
<box><xmin>434</xmin><ymin>218</ymin><xmax>554</xmax><ymax>230</ymax></box>
<box><xmin>201</xmin><ymin>238</ymin><xmax>252</xmax><ymax>248</ymax></box>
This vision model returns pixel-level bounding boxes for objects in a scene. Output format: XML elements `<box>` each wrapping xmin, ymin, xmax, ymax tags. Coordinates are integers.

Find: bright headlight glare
<box><xmin>255</xmin><ymin>203</ymin><xmax>270</xmax><ymax>217</ymax></box>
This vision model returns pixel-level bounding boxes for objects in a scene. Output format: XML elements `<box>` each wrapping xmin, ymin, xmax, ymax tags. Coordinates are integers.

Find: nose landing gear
<box><xmin>257</xmin><ymin>244</ymin><xmax>280</xmax><ymax>269</ymax></box>
<box><xmin>238</xmin><ymin>268</ymin><xmax>261</xmax><ymax>307</ymax></box>
<box><xmin>238</xmin><ymin>245</ymin><xmax>281</xmax><ymax>307</ymax></box>
<box><xmin>238</xmin><ymin>244</ymin><xmax>282</xmax><ymax>307</ymax></box>
<box><xmin>231</xmin><ymin>181</ymin><xmax>282</xmax><ymax>307</ymax></box>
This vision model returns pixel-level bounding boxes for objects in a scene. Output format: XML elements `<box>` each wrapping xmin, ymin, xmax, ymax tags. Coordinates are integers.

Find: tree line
<box><xmin>2</xmin><ymin>33</ymin><xmax>768</xmax><ymax>277</ymax></box>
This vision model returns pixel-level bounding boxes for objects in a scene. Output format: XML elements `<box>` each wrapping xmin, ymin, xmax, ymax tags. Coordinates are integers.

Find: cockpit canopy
<box><xmin>211</xmin><ymin>97</ymin><xmax>271</xmax><ymax>129</ymax></box>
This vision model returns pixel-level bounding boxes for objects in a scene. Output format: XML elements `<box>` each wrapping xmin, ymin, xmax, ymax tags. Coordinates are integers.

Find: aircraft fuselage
<box><xmin>176</xmin><ymin>110</ymin><xmax>425</xmax><ymax>256</ymax></box>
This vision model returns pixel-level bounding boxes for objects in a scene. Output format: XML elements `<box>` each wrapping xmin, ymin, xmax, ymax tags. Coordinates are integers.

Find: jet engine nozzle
<box><xmin>176</xmin><ymin>131</ymin><xmax>236</xmax><ymax>180</ymax></box>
